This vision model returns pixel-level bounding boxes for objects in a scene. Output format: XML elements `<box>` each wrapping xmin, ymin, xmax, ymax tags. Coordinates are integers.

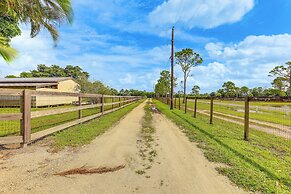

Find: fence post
<box><xmin>184</xmin><ymin>97</ymin><xmax>187</xmax><ymax>114</ymax></box>
<box><xmin>174</xmin><ymin>97</ymin><xmax>177</xmax><ymax>108</ymax></box>
<box><xmin>21</xmin><ymin>89</ymin><xmax>31</xmax><ymax>147</ymax></box>
<box><xmin>101</xmin><ymin>94</ymin><xmax>104</xmax><ymax>114</ymax></box>
<box><xmin>179</xmin><ymin>94</ymin><xmax>181</xmax><ymax>110</ymax></box>
<box><xmin>78</xmin><ymin>96</ymin><xmax>82</xmax><ymax>119</ymax></box>
<box><xmin>112</xmin><ymin>97</ymin><xmax>114</xmax><ymax>110</ymax></box>
<box><xmin>244</xmin><ymin>97</ymin><xmax>250</xmax><ymax>141</ymax></box>
<box><xmin>194</xmin><ymin>97</ymin><xmax>197</xmax><ymax>118</ymax></box>
<box><xmin>210</xmin><ymin>97</ymin><xmax>214</xmax><ymax>124</ymax></box>
<box><xmin>119</xmin><ymin>97</ymin><xmax>121</xmax><ymax>107</ymax></box>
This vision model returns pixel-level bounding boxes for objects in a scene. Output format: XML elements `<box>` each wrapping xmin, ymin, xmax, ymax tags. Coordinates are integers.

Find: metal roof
<box><xmin>0</xmin><ymin>77</ymin><xmax>72</xmax><ymax>83</ymax></box>
<box><xmin>0</xmin><ymin>83</ymin><xmax>57</xmax><ymax>87</ymax></box>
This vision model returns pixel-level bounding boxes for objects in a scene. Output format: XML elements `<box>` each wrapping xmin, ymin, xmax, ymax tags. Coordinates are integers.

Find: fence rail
<box><xmin>0</xmin><ymin>89</ymin><xmax>142</xmax><ymax>146</ymax></box>
<box><xmin>158</xmin><ymin>96</ymin><xmax>291</xmax><ymax>140</ymax></box>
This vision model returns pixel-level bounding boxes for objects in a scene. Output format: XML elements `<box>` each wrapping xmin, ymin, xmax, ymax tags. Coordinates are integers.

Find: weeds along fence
<box><xmin>158</xmin><ymin>96</ymin><xmax>291</xmax><ymax>140</ymax></box>
<box><xmin>0</xmin><ymin>89</ymin><xmax>142</xmax><ymax>146</ymax></box>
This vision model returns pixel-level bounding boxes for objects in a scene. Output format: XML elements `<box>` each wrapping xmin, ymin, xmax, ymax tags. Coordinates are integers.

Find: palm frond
<box><xmin>2</xmin><ymin>0</ymin><xmax>73</xmax><ymax>43</ymax></box>
<box><xmin>0</xmin><ymin>45</ymin><xmax>17</xmax><ymax>62</ymax></box>
<box><xmin>0</xmin><ymin>36</ymin><xmax>17</xmax><ymax>62</ymax></box>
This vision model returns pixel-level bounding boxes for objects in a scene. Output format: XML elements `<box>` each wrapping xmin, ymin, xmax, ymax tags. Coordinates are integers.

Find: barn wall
<box><xmin>35</xmin><ymin>79</ymin><xmax>80</xmax><ymax>107</ymax></box>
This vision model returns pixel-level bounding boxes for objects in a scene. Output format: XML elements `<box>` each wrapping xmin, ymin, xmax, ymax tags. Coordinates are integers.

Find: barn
<box><xmin>0</xmin><ymin>77</ymin><xmax>80</xmax><ymax>107</ymax></box>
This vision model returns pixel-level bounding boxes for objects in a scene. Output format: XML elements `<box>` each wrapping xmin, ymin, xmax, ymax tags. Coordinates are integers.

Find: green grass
<box><xmin>175</xmin><ymin>98</ymin><xmax>291</xmax><ymax>126</ymax></box>
<box><xmin>211</xmin><ymin>100</ymin><xmax>291</xmax><ymax>107</ymax></box>
<box><xmin>155</xmin><ymin>100</ymin><xmax>291</xmax><ymax>194</ymax></box>
<box><xmin>52</xmin><ymin>100</ymin><xmax>143</xmax><ymax>149</ymax></box>
<box><xmin>136</xmin><ymin>100</ymin><xmax>156</xmax><ymax>175</ymax></box>
<box><xmin>0</xmin><ymin>102</ymin><xmax>136</xmax><ymax>137</ymax></box>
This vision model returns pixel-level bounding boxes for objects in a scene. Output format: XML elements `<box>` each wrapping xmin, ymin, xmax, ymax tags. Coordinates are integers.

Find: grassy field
<box><xmin>155</xmin><ymin>100</ymin><xmax>291</xmax><ymax>193</ymax></box>
<box><xmin>211</xmin><ymin>100</ymin><xmax>291</xmax><ymax>107</ymax></box>
<box><xmin>0</xmin><ymin>99</ymin><xmax>135</xmax><ymax>137</ymax></box>
<box><xmin>176</xmin><ymin>98</ymin><xmax>291</xmax><ymax>127</ymax></box>
<box><xmin>52</xmin><ymin>100</ymin><xmax>142</xmax><ymax>149</ymax></box>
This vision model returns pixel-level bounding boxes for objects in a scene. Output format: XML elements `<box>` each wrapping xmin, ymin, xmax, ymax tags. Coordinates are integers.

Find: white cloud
<box><xmin>169</xmin><ymin>34</ymin><xmax>291</xmax><ymax>93</ymax></box>
<box><xmin>0</xmin><ymin>29</ymin><xmax>57</xmax><ymax>77</ymax></box>
<box><xmin>119</xmin><ymin>74</ymin><xmax>136</xmax><ymax>84</ymax></box>
<box><xmin>0</xmin><ymin>28</ymin><xmax>171</xmax><ymax>91</ymax></box>
<box><xmin>158</xmin><ymin>28</ymin><xmax>216</xmax><ymax>43</ymax></box>
<box><xmin>173</xmin><ymin>62</ymin><xmax>230</xmax><ymax>92</ymax></box>
<box><xmin>149</xmin><ymin>0</ymin><xmax>254</xmax><ymax>29</ymax></box>
<box><xmin>75</xmin><ymin>0</ymin><xmax>215</xmax><ymax>44</ymax></box>
<box><xmin>206</xmin><ymin>34</ymin><xmax>291</xmax><ymax>65</ymax></box>
<box><xmin>203</xmin><ymin>34</ymin><xmax>291</xmax><ymax>90</ymax></box>
<box><xmin>206</xmin><ymin>34</ymin><xmax>291</xmax><ymax>62</ymax></box>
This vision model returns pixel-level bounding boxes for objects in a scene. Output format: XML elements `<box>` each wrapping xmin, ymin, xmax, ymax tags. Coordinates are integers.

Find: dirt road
<box><xmin>0</xmin><ymin>101</ymin><xmax>245</xmax><ymax>194</ymax></box>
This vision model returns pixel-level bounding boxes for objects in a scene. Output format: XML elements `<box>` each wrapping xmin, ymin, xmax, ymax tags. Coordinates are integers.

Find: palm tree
<box><xmin>0</xmin><ymin>35</ymin><xmax>17</xmax><ymax>62</ymax></box>
<box><xmin>0</xmin><ymin>0</ymin><xmax>73</xmax><ymax>62</ymax></box>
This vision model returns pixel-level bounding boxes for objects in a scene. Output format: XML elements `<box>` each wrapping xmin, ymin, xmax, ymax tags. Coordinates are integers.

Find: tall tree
<box><xmin>0</xmin><ymin>0</ymin><xmax>73</xmax><ymax>62</ymax></box>
<box><xmin>64</xmin><ymin>65</ymin><xmax>89</xmax><ymax>80</ymax></box>
<box><xmin>155</xmin><ymin>70</ymin><xmax>171</xmax><ymax>97</ymax></box>
<box><xmin>175</xmin><ymin>48</ymin><xmax>203</xmax><ymax>103</ymax></box>
<box><xmin>269</xmin><ymin>62</ymin><xmax>291</xmax><ymax>96</ymax></box>
<box><xmin>216</xmin><ymin>88</ymin><xmax>224</xmax><ymax>97</ymax></box>
<box><xmin>271</xmin><ymin>77</ymin><xmax>287</xmax><ymax>93</ymax></box>
<box><xmin>240</xmin><ymin>86</ymin><xmax>249</xmax><ymax>97</ymax></box>
<box><xmin>191</xmin><ymin>85</ymin><xmax>200</xmax><ymax>96</ymax></box>
<box><xmin>17</xmin><ymin>64</ymin><xmax>89</xmax><ymax>80</ymax></box>
<box><xmin>250</xmin><ymin>87</ymin><xmax>264</xmax><ymax>97</ymax></box>
<box><xmin>155</xmin><ymin>70</ymin><xmax>177</xmax><ymax>97</ymax></box>
<box><xmin>222</xmin><ymin>81</ymin><xmax>237</xmax><ymax>97</ymax></box>
<box><xmin>77</xmin><ymin>78</ymin><xmax>116</xmax><ymax>95</ymax></box>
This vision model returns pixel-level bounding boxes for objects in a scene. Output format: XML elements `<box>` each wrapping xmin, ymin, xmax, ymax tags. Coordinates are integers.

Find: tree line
<box><xmin>5</xmin><ymin>64</ymin><xmax>153</xmax><ymax>97</ymax></box>
<box><xmin>155</xmin><ymin>47</ymin><xmax>291</xmax><ymax>98</ymax></box>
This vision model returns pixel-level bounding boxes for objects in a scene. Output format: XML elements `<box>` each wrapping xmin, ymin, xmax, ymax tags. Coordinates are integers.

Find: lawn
<box><xmin>176</xmin><ymin>98</ymin><xmax>291</xmax><ymax>127</ymax></box>
<box><xmin>211</xmin><ymin>99</ymin><xmax>291</xmax><ymax>107</ymax></box>
<box><xmin>154</xmin><ymin>100</ymin><xmax>291</xmax><ymax>193</ymax></box>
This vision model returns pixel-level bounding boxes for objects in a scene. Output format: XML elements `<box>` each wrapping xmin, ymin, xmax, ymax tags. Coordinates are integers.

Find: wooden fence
<box><xmin>158</xmin><ymin>96</ymin><xmax>291</xmax><ymax>140</ymax></box>
<box><xmin>0</xmin><ymin>89</ymin><xmax>142</xmax><ymax>146</ymax></box>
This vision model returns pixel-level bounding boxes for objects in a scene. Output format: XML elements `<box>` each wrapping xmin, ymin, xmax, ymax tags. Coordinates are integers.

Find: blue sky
<box><xmin>1</xmin><ymin>0</ymin><xmax>291</xmax><ymax>93</ymax></box>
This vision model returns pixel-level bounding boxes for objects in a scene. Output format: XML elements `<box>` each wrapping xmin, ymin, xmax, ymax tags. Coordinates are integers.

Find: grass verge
<box><xmin>51</xmin><ymin>100</ymin><xmax>143</xmax><ymax>150</ymax></box>
<box><xmin>154</xmin><ymin>100</ymin><xmax>291</xmax><ymax>194</ymax></box>
<box><xmin>136</xmin><ymin>100</ymin><xmax>157</xmax><ymax>176</ymax></box>
<box><xmin>0</xmin><ymin>103</ymin><xmax>124</xmax><ymax>137</ymax></box>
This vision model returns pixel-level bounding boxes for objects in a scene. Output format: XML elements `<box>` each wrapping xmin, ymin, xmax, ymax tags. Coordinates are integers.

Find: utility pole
<box><xmin>170</xmin><ymin>26</ymin><xmax>174</xmax><ymax>110</ymax></box>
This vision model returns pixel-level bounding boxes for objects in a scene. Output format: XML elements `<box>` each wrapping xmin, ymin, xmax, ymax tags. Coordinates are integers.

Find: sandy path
<box><xmin>0</xmin><ymin>101</ymin><xmax>246</xmax><ymax>194</ymax></box>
